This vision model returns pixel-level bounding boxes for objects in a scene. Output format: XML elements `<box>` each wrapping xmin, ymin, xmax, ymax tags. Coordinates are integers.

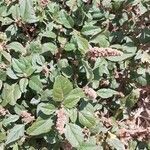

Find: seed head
<box><xmin>87</xmin><ymin>47</ymin><xmax>123</xmax><ymax>61</ymax></box>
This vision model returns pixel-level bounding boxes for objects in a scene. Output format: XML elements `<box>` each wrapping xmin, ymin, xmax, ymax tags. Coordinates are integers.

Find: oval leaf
<box><xmin>97</xmin><ymin>88</ymin><xmax>118</xmax><ymax>98</ymax></box>
<box><xmin>6</xmin><ymin>124</ymin><xmax>24</xmax><ymax>145</ymax></box>
<box><xmin>65</xmin><ymin>123</ymin><xmax>84</xmax><ymax>147</ymax></box>
<box><xmin>53</xmin><ymin>75</ymin><xmax>73</xmax><ymax>101</ymax></box>
<box><xmin>79</xmin><ymin>110</ymin><xmax>96</xmax><ymax>128</ymax></box>
<box><xmin>19</xmin><ymin>78</ymin><xmax>28</xmax><ymax>93</ymax></box>
<box><xmin>27</xmin><ymin>117</ymin><xmax>53</xmax><ymax>136</ymax></box>
<box><xmin>64</xmin><ymin>88</ymin><xmax>85</xmax><ymax>108</ymax></box>
<box><xmin>29</xmin><ymin>76</ymin><xmax>43</xmax><ymax>93</ymax></box>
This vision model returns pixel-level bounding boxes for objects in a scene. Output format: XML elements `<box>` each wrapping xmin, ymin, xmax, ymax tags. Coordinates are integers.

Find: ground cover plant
<box><xmin>0</xmin><ymin>0</ymin><xmax>150</xmax><ymax>149</ymax></box>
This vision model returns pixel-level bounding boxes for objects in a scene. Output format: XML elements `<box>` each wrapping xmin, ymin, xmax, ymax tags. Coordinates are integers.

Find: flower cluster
<box><xmin>4</xmin><ymin>0</ymin><xmax>15</xmax><ymax>5</ymax></box>
<box><xmin>20</xmin><ymin>111</ymin><xmax>35</xmax><ymax>124</ymax></box>
<box><xmin>83</xmin><ymin>86</ymin><xmax>97</xmax><ymax>100</ymax></box>
<box><xmin>61</xmin><ymin>140</ymin><xmax>72</xmax><ymax>150</ymax></box>
<box><xmin>83</xmin><ymin>127</ymin><xmax>90</xmax><ymax>140</ymax></box>
<box><xmin>56</xmin><ymin>108</ymin><xmax>67</xmax><ymax>135</ymax></box>
<box><xmin>39</xmin><ymin>0</ymin><xmax>49</xmax><ymax>7</ymax></box>
<box><xmin>117</xmin><ymin>88</ymin><xmax>150</xmax><ymax>146</ymax></box>
<box><xmin>118</xmin><ymin>121</ymin><xmax>150</xmax><ymax>145</ymax></box>
<box><xmin>0</xmin><ymin>107</ymin><xmax>8</xmax><ymax>116</ymax></box>
<box><xmin>87</xmin><ymin>47</ymin><xmax>123</xmax><ymax>61</ymax></box>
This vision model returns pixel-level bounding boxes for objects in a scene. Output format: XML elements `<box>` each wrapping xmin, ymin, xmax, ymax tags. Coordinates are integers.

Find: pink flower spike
<box><xmin>56</xmin><ymin>108</ymin><xmax>67</xmax><ymax>135</ymax></box>
<box><xmin>83</xmin><ymin>86</ymin><xmax>97</xmax><ymax>100</ymax></box>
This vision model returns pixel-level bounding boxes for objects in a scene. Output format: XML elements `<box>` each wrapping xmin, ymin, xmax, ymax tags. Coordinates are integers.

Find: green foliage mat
<box><xmin>0</xmin><ymin>0</ymin><xmax>150</xmax><ymax>149</ymax></box>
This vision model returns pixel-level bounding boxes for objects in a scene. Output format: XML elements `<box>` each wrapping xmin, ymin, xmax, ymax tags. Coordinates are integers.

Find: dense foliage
<box><xmin>0</xmin><ymin>0</ymin><xmax>150</xmax><ymax>149</ymax></box>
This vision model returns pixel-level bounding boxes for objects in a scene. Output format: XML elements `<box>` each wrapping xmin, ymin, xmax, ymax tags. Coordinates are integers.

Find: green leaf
<box><xmin>27</xmin><ymin>117</ymin><xmax>53</xmax><ymax>136</ymax></box>
<box><xmin>90</xmin><ymin>34</ymin><xmax>110</xmax><ymax>47</ymax></box>
<box><xmin>6</xmin><ymin>68</ymin><xmax>18</xmax><ymax>79</ymax></box>
<box><xmin>25</xmin><ymin>67</ymin><xmax>35</xmax><ymax>77</ymax></box>
<box><xmin>97</xmin><ymin>88</ymin><xmax>118</xmax><ymax>98</ymax></box>
<box><xmin>57</xmin><ymin>59</ymin><xmax>69</xmax><ymax>68</ymax></box>
<box><xmin>0</xmin><ymin>132</ymin><xmax>6</xmax><ymax>143</ymax></box>
<box><xmin>40</xmin><ymin>89</ymin><xmax>52</xmax><ymax>102</ymax></box>
<box><xmin>82</xmin><ymin>60</ymin><xmax>94</xmax><ymax>82</ymax></box>
<box><xmin>81</xmin><ymin>103</ymin><xmax>95</xmax><ymax>114</ymax></box>
<box><xmin>5</xmin><ymin>24</ymin><xmax>17</xmax><ymax>36</ymax></box>
<box><xmin>81</xmin><ymin>25</ymin><xmax>101</xmax><ymax>36</ymax></box>
<box><xmin>107</xmin><ymin>137</ymin><xmax>125</xmax><ymax>150</ymax></box>
<box><xmin>58</xmin><ymin>10</ymin><xmax>74</xmax><ymax>28</ymax></box>
<box><xmin>11</xmin><ymin>4</ymin><xmax>21</xmax><ymax>20</ymax></box>
<box><xmin>107</xmin><ymin>53</ymin><xmax>134</xmax><ymax>62</ymax></box>
<box><xmin>2</xmin><ymin>83</ymin><xmax>21</xmax><ymax>106</ymax></box>
<box><xmin>3</xmin><ymin>115</ymin><xmax>19</xmax><ymax>127</ymax></box>
<box><xmin>75</xmin><ymin>34</ymin><xmax>89</xmax><ymax>54</ymax></box>
<box><xmin>57</xmin><ymin>59</ymin><xmax>73</xmax><ymax>78</ymax></box>
<box><xmin>125</xmin><ymin>89</ymin><xmax>140</xmax><ymax>108</ymax></box>
<box><xmin>2</xmin><ymin>17</ymin><xmax>14</xmax><ymax>25</ymax></box>
<box><xmin>29</xmin><ymin>76</ymin><xmax>43</xmax><ymax>93</ymax></box>
<box><xmin>64</xmin><ymin>43</ymin><xmax>76</xmax><ymax>51</ymax></box>
<box><xmin>53</xmin><ymin>75</ymin><xmax>73</xmax><ymax>101</ymax></box>
<box><xmin>42</xmin><ymin>43</ymin><xmax>57</xmax><ymax>54</ymax></box>
<box><xmin>19</xmin><ymin>0</ymin><xmax>38</xmax><ymax>23</ymax></box>
<box><xmin>0</xmin><ymin>80</ymin><xmax>2</xmax><ymax>90</ymax></box>
<box><xmin>66</xmin><ymin>0</ymin><xmax>77</xmax><ymax>12</ymax></box>
<box><xmin>1</xmin><ymin>50</ymin><xmax>11</xmax><ymax>62</ymax></box>
<box><xmin>12</xmin><ymin>59</ymin><xmax>26</xmax><ymax>73</ymax></box>
<box><xmin>6</xmin><ymin>124</ymin><xmax>24</xmax><ymax>145</ymax></box>
<box><xmin>0</xmin><ymin>70</ymin><xmax>7</xmax><ymax>81</ymax></box>
<box><xmin>32</xmin><ymin>54</ymin><xmax>45</xmax><ymax>66</ymax></box>
<box><xmin>41</xmin><ymin>31</ymin><xmax>56</xmax><ymax>39</ymax></box>
<box><xmin>138</xmin><ymin>2</ymin><xmax>147</xmax><ymax>15</ymax></box>
<box><xmin>19</xmin><ymin>78</ymin><xmax>28</xmax><ymax>93</ymax></box>
<box><xmin>7</xmin><ymin>42</ymin><xmax>26</xmax><ymax>54</ymax></box>
<box><xmin>79</xmin><ymin>110</ymin><xmax>96</xmax><ymax>128</ymax></box>
<box><xmin>12</xmin><ymin>143</ymin><xmax>19</xmax><ymax>150</ymax></box>
<box><xmin>65</xmin><ymin>123</ymin><xmax>84</xmax><ymax>147</ymax></box>
<box><xmin>37</xmin><ymin>103</ymin><xmax>56</xmax><ymax>115</ymax></box>
<box><xmin>68</xmin><ymin>108</ymin><xmax>77</xmax><ymax>123</ymax></box>
<box><xmin>136</xmin><ymin>76</ymin><xmax>147</xmax><ymax>86</ymax></box>
<box><xmin>28</xmin><ymin>40</ymin><xmax>42</xmax><ymax>53</ymax></box>
<box><xmin>64</xmin><ymin>88</ymin><xmax>85</xmax><ymax>108</ymax></box>
<box><xmin>129</xmin><ymin>141</ymin><xmax>137</xmax><ymax>150</ymax></box>
<box><xmin>78</xmin><ymin>137</ymin><xmax>103</xmax><ymax>150</ymax></box>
